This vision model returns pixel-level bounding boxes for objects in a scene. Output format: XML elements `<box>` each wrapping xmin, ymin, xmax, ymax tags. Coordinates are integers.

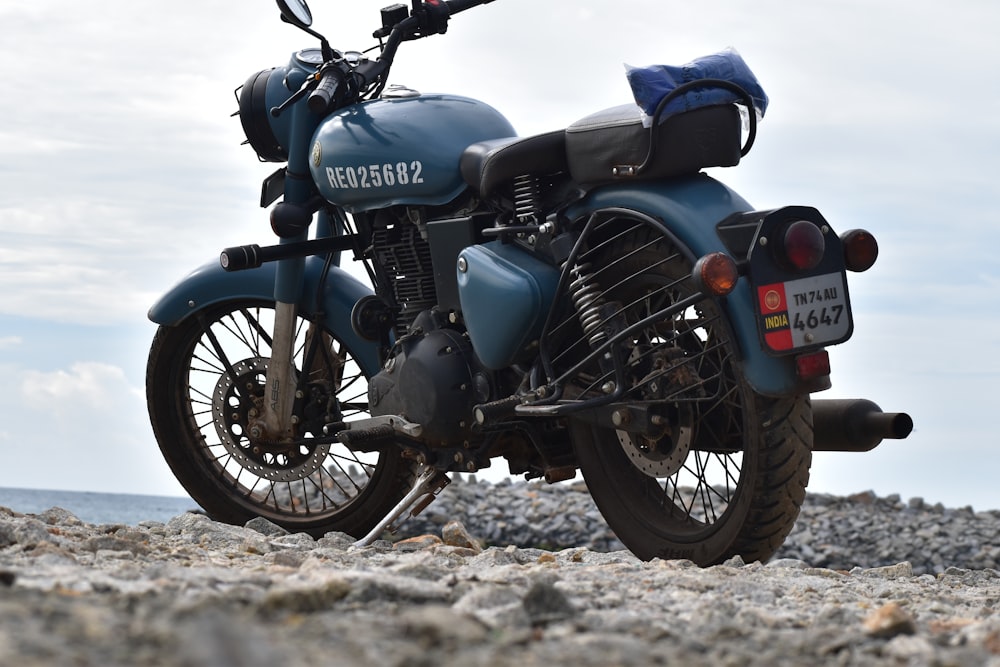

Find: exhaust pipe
<box><xmin>812</xmin><ymin>398</ymin><xmax>913</xmax><ymax>452</ymax></box>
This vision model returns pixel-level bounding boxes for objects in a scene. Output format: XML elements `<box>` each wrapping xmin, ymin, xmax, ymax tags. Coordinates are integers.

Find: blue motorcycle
<box><xmin>146</xmin><ymin>0</ymin><xmax>911</xmax><ymax>565</ymax></box>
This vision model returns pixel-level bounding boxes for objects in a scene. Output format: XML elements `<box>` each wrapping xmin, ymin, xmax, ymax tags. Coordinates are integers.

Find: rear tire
<box><xmin>146</xmin><ymin>300</ymin><xmax>414</xmax><ymax>538</ymax></box>
<box><xmin>573</xmin><ymin>395</ymin><xmax>812</xmax><ymax>565</ymax></box>
<box><xmin>565</xmin><ymin>218</ymin><xmax>812</xmax><ymax>565</ymax></box>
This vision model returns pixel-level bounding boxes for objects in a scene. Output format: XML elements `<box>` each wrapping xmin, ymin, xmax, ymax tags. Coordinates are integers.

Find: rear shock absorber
<box><xmin>568</xmin><ymin>258</ymin><xmax>630</xmax><ymax>393</ymax></box>
<box><xmin>568</xmin><ymin>261</ymin><xmax>609</xmax><ymax>347</ymax></box>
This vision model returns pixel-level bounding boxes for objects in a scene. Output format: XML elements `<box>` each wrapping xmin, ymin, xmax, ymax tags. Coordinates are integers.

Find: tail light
<box><xmin>795</xmin><ymin>349</ymin><xmax>830</xmax><ymax>381</ymax></box>
<box><xmin>780</xmin><ymin>220</ymin><xmax>826</xmax><ymax>271</ymax></box>
<box><xmin>840</xmin><ymin>229</ymin><xmax>879</xmax><ymax>272</ymax></box>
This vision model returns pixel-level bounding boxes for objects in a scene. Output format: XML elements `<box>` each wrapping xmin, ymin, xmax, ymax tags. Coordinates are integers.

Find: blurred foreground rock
<box><xmin>2</xmin><ymin>488</ymin><xmax>1000</xmax><ymax>666</ymax></box>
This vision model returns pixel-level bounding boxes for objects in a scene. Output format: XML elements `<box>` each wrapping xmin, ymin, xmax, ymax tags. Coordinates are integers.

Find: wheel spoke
<box><xmin>566</xmin><ymin>218</ymin><xmax>789</xmax><ymax>563</ymax></box>
<box><xmin>153</xmin><ymin>300</ymin><xmax>394</xmax><ymax>528</ymax></box>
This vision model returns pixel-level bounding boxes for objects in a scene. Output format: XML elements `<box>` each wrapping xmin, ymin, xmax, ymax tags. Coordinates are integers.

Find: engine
<box><xmin>367</xmin><ymin>311</ymin><xmax>491</xmax><ymax>447</ymax></box>
<box><xmin>370</xmin><ymin>215</ymin><xmax>437</xmax><ymax>338</ymax></box>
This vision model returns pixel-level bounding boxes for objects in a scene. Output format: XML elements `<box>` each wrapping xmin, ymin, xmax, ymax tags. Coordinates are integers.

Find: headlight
<box><xmin>238</xmin><ymin>68</ymin><xmax>290</xmax><ymax>163</ymax></box>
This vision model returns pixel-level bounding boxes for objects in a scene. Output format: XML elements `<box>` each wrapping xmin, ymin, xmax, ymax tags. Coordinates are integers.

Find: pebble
<box><xmin>1</xmin><ymin>480</ymin><xmax>999</xmax><ymax>665</ymax></box>
<box><xmin>403</xmin><ymin>477</ymin><xmax>1000</xmax><ymax>575</ymax></box>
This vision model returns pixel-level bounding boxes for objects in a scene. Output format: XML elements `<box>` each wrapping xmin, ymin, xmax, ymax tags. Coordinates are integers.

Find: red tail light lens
<box><xmin>840</xmin><ymin>229</ymin><xmax>879</xmax><ymax>272</ymax></box>
<box><xmin>795</xmin><ymin>349</ymin><xmax>831</xmax><ymax>380</ymax></box>
<box><xmin>782</xmin><ymin>220</ymin><xmax>826</xmax><ymax>271</ymax></box>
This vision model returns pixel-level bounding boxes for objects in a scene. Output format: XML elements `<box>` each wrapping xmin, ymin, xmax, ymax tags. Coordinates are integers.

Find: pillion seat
<box><xmin>460</xmin><ymin>103</ymin><xmax>743</xmax><ymax>196</ymax></box>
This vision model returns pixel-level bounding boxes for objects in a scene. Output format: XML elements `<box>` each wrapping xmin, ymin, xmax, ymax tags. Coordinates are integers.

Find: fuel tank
<box><xmin>309</xmin><ymin>92</ymin><xmax>516</xmax><ymax>212</ymax></box>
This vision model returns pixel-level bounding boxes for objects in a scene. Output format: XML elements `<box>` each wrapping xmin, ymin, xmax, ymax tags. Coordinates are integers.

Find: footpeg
<box><xmin>326</xmin><ymin>415</ymin><xmax>424</xmax><ymax>451</ymax></box>
<box><xmin>473</xmin><ymin>395</ymin><xmax>521</xmax><ymax>425</ymax></box>
<box><xmin>352</xmin><ymin>465</ymin><xmax>450</xmax><ymax>547</ymax></box>
<box><xmin>336</xmin><ymin>424</ymin><xmax>396</xmax><ymax>451</ymax></box>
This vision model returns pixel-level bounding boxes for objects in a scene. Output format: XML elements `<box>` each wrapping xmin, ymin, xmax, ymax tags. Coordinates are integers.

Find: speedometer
<box><xmin>294</xmin><ymin>48</ymin><xmax>325</xmax><ymax>66</ymax></box>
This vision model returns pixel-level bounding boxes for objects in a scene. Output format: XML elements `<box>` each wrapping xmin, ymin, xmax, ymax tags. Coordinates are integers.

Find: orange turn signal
<box><xmin>693</xmin><ymin>252</ymin><xmax>740</xmax><ymax>296</ymax></box>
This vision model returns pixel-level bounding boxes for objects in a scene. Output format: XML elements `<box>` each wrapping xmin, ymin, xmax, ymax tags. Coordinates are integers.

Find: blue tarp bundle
<box><xmin>626</xmin><ymin>48</ymin><xmax>769</xmax><ymax>122</ymax></box>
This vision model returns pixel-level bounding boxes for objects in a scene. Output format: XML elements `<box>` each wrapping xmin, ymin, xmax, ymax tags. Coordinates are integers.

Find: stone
<box><xmin>399</xmin><ymin>605</ymin><xmax>490</xmax><ymax>645</ymax></box>
<box><xmin>258</xmin><ymin>578</ymin><xmax>352</xmax><ymax>614</ymax></box>
<box><xmin>394</xmin><ymin>534</ymin><xmax>443</xmax><ymax>551</ymax></box>
<box><xmin>522</xmin><ymin>580</ymin><xmax>575</xmax><ymax>626</ymax></box>
<box><xmin>862</xmin><ymin>602</ymin><xmax>917</xmax><ymax>638</ymax></box>
<box><xmin>244</xmin><ymin>516</ymin><xmax>289</xmax><ymax>537</ymax></box>
<box><xmin>453</xmin><ymin>585</ymin><xmax>531</xmax><ymax>629</ymax></box>
<box><xmin>442</xmin><ymin>520</ymin><xmax>482</xmax><ymax>552</ymax></box>
<box><xmin>857</xmin><ymin>562</ymin><xmax>914</xmax><ymax>579</ymax></box>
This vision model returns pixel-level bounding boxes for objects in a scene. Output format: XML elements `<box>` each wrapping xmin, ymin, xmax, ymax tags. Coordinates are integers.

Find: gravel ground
<box><xmin>404</xmin><ymin>477</ymin><xmax>1000</xmax><ymax>575</ymax></box>
<box><xmin>2</xmin><ymin>481</ymin><xmax>999</xmax><ymax>666</ymax></box>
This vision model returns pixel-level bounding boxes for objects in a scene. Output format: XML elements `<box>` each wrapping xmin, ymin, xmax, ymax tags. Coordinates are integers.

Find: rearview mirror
<box><xmin>277</xmin><ymin>0</ymin><xmax>313</xmax><ymax>28</ymax></box>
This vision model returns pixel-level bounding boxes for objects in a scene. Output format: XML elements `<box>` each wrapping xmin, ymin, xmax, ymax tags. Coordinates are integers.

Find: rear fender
<box><xmin>147</xmin><ymin>258</ymin><xmax>381</xmax><ymax>376</ymax></box>
<box><xmin>564</xmin><ymin>174</ymin><xmax>800</xmax><ymax>396</ymax></box>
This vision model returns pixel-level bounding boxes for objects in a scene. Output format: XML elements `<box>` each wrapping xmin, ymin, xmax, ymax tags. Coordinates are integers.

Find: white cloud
<box><xmin>21</xmin><ymin>361</ymin><xmax>143</xmax><ymax>414</ymax></box>
<box><xmin>0</xmin><ymin>359</ymin><xmax>186</xmax><ymax>496</ymax></box>
<box><xmin>0</xmin><ymin>337</ymin><xmax>22</xmax><ymax>349</ymax></box>
<box><xmin>0</xmin><ymin>132</ymin><xmax>88</xmax><ymax>155</ymax></box>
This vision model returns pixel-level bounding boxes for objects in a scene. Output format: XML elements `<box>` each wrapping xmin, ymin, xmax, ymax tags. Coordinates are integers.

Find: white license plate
<box><xmin>755</xmin><ymin>272</ymin><xmax>852</xmax><ymax>353</ymax></box>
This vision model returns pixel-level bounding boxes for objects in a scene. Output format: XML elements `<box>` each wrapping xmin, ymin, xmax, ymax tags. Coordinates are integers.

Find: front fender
<box><xmin>564</xmin><ymin>174</ymin><xmax>800</xmax><ymax>396</ymax></box>
<box><xmin>147</xmin><ymin>258</ymin><xmax>381</xmax><ymax>375</ymax></box>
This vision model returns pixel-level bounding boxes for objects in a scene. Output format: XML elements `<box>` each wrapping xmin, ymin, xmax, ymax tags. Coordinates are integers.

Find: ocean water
<box><xmin>0</xmin><ymin>487</ymin><xmax>200</xmax><ymax>526</ymax></box>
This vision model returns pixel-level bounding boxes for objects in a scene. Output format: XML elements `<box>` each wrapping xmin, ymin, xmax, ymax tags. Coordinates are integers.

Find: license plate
<box><xmin>755</xmin><ymin>272</ymin><xmax>852</xmax><ymax>353</ymax></box>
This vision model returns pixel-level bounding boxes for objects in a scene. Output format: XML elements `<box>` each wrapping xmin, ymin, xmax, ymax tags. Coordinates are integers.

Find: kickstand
<box><xmin>352</xmin><ymin>465</ymin><xmax>450</xmax><ymax>548</ymax></box>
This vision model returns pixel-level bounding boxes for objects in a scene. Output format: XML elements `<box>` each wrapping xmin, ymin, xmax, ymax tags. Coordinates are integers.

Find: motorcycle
<box><xmin>146</xmin><ymin>0</ymin><xmax>912</xmax><ymax>565</ymax></box>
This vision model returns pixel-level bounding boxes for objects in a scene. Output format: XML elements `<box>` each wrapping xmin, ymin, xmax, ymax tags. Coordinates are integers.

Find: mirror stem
<box><xmin>279</xmin><ymin>15</ymin><xmax>335</xmax><ymax>61</ymax></box>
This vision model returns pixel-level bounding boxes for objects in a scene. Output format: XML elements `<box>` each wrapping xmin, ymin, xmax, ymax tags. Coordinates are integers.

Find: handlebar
<box><xmin>307</xmin><ymin>69</ymin><xmax>342</xmax><ymax>114</ymax></box>
<box><xmin>442</xmin><ymin>0</ymin><xmax>495</xmax><ymax>14</ymax></box>
<box><xmin>375</xmin><ymin>0</ymin><xmax>494</xmax><ymax>71</ymax></box>
<box><xmin>295</xmin><ymin>0</ymin><xmax>498</xmax><ymax>113</ymax></box>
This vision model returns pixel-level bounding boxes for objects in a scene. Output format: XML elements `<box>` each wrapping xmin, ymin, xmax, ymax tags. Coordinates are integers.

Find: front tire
<box><xmin>146</xmin><ymin>299</ymin><xmax>414</xmax><ymax>538</ymax></box>
<box><xmin>565</xmin><ymin>217</ymin><xmax>812</xmax><ymax>565</ymax></box>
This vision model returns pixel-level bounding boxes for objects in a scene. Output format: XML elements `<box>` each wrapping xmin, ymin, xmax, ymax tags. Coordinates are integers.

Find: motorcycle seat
<box><xmin>565</xmin><ymin>103</ymin><xmax>742</xmax><ymax>187</ymax></box>
<box><xmin>460</xmin><ymin>130</ymin><xmax>567</xmax><ymax>197</ymax></box>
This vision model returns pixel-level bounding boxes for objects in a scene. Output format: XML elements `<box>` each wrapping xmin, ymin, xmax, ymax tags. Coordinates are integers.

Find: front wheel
<box><xmin>564</xmin><ymin>218</ymin><xmax>813</xmax><ymax>565</ymax></box>
<box><xmin>146</xmin><ymin>299</ymin><xmax>414</xmax><ymax>538</ymax></box>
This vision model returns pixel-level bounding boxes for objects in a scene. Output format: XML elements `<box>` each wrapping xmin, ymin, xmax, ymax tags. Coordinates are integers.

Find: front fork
<box><xmin>250</xmin><ymin>101</ymin><xmax>326</xmax><ymax>441</ymax></box>
<box><xmin>257</xmin><ymin>299</ymin><xmax>301</xmax><ymax>440</ymax></box>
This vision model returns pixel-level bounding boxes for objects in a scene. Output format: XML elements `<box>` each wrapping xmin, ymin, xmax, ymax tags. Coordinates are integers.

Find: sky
<box><xmin>1</xmin><ymin>0</ymin><xmax>998</xmax><ymax>509</ymax></box>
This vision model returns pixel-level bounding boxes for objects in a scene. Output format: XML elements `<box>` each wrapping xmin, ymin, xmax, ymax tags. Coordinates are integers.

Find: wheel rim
<box><xmin>212</xmin><ymin>357</ymin><xmax>332</xmax><ymax>483</ymax></box>
<box><xmin>615</xmin><ymin>282</ymin><xmax>751</xmax><ymax>531</ymax></box>
<box><xmin>182</xmin><ymin>302</ymin><xmax>384</xmax><ymax>520</ymax></box>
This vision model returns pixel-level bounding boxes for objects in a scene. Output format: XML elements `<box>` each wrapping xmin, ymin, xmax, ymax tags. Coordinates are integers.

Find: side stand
<box><xmin>352</xmin><ymin>465</ymin><xmax>450</xmax><ymax>547</ymax></box>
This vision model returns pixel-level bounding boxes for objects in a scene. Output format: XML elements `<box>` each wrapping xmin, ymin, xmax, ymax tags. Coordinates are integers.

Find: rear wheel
<box><xmin>565</xmin><ymin>218</ymin><xmax>812</xmax><ymax>565</ymax></box>
<box><xmin>146</xmin><ymin>299</ymin><xmax>414</xmax><ymax>538</ymax></box>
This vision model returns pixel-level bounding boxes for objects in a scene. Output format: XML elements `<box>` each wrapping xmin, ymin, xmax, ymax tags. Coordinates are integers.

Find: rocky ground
<box><xmin>2</xmin><ymin>479</ymin><xmax>1000</xmax><ymax>666</ymax></box>
<box><xmin>403</xmin><ymin>478</ymin><xmax>1000</xmax><ymax>576</ymax></box>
